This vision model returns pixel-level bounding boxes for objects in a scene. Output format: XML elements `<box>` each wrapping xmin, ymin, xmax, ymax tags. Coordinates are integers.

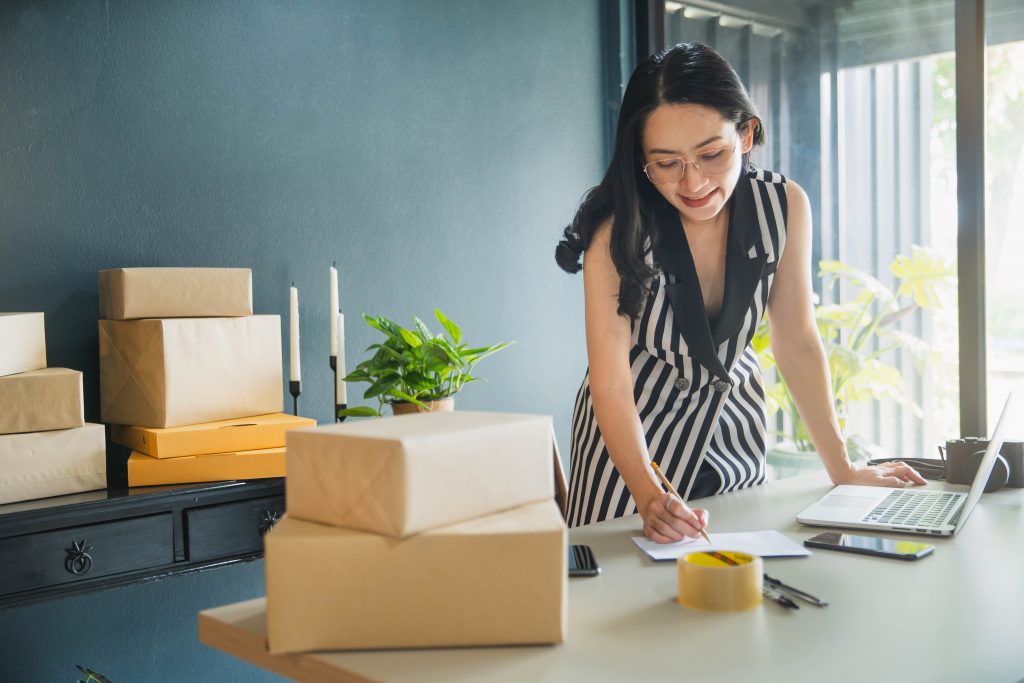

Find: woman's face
<box><xmin>641</xmin><ymin>103</ymin><xmax>754</xmax><ymax>226</ymax></box>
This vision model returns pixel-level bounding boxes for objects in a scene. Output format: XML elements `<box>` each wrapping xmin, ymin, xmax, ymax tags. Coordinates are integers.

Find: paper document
<box><xmin>631</xmin><ymin>530</ymin><xmax>811</xmax><ymax>561</ymax></box>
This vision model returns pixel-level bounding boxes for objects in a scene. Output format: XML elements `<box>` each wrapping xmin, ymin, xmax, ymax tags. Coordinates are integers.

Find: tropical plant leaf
<box><xmin>890</xmin><ymin>244</ymin><xmax>956</xmax><ymax>309</ymax></box>
<box><xmin>819</xmin><ymin>259</ymin><xmax>890</xmax><ymax>300</ymax></box>
<box><xmin>435</xmin><ymin>308</ymin><xmax>463</xmax><ymax>345</ymax></box>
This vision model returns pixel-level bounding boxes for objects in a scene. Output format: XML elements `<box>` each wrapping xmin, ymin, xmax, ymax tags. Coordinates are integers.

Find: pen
<box><xmin>762</xmin><ymin>585</ymin><xmax>800</xmax><ymax>610</ymax></box>
<box><xmin>650</xmin><ymin>461</ymin><xmax>712</xmax><ymax>544</ymax></box>
<box><xmin>763</xmin><ymin>574</ymin><xmax>829</xmax><ymax>607</ymax></box>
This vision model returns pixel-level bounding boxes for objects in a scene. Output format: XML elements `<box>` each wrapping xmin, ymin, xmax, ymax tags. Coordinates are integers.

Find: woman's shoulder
<box><xmin>747</xmin><ymin>167</ymin><xmax>808</xmax><ymax>204</ymax></box>
<box><xmin>746</xmin><ymin>166</ymin><xmax>787</xmax><ymax>186</ymax></box>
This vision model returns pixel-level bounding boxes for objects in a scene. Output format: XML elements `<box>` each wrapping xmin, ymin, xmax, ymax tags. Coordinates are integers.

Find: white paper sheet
<box><xmin>631</xmin><ymin>530</ymin><xmax>811</xmax><ymax>560</ymax></box>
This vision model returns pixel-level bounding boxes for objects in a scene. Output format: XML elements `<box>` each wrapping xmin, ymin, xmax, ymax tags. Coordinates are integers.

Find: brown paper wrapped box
<box><xmin>127</xmin><ymin>447</ymin><xmax>286</xmax><ymax>486</ymax></box>
<box><xmin>286</xmin><ymin>411</ymin><xmax>555</xmax><ymax>537</ymax></box>
<box><xmin>99</xmin><ymin>316</ymin><xmax>283</xmax><ymax>428</ymax></box>
<box><xmin>112</xmin><ymin>413</ymin><xmax>314</xmax><ymax>458</ymax></box>
<box><xmin>265</xmin><ymin>500</ymin><xmax>567</xmax><ymax>653</ymax></box>
<box><xmin>0</xmin><ymin>368</ymin><xmax>85</xmax><ymax>435</ymax></box>
<box><xmin>0</xmin><ymin>424</ymin><xmax>106</xmax><ymax>504</ymax></box>
<box><xmin>98</xmin><ymin>267</ymin><xmax>253</xmax><ymax>320</ymax></box>
<box><xmin>0</xmin><ymin>312</ymin><xmax>47</xmax><ymax>377</ymax></box>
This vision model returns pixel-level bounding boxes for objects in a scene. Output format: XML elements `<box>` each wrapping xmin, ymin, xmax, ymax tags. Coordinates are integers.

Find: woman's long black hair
<box><xmin>555</xmin><ymin>42</ymin><xmax>765</xmax><ymax>319</ymax></box>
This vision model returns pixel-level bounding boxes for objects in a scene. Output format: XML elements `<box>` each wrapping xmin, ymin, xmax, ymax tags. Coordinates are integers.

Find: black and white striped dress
<box><xmin>567</xmin><ymin>168</ymin><xmax>788</xmax><ymax>527</ymax></box>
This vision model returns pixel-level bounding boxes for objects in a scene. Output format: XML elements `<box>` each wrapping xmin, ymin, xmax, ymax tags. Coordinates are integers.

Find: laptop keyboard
<box><xmin>861</xmin><ymin>490</ymin><xmax>961</xmax><ymax>528</ymax></box>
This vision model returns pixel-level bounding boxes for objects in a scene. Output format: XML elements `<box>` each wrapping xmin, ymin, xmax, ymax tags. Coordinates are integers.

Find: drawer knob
<box><xmin>64</xmin><ymin>539</ymin><xmax>94</xmax><ymax>576</ymax></box>
<box><xmin>258</xmin><ymin>508</ymin><xmax>281</xmax><ymax>536</ymax></box>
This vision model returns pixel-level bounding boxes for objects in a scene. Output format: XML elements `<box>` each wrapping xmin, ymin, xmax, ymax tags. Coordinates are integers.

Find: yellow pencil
<box><xmin>650</xmin><ymin>461</ymin><xmax>712</xmax><ymax>544</ymax></box>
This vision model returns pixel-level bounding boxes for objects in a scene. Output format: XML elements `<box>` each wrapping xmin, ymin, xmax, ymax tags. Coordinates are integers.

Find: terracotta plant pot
<box><xmin>390</xmin><ymin>398</ymin><xmax>455</xmax><ymax>416</ymax></box>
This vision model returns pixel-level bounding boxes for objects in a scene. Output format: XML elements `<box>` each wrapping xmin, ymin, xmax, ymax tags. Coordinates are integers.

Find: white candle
<box><xmin>336</xmin><ymin>311</ymin><xmax>347</xmax><ymax>404</ymax></box>
<box><xmin>289</xmin><ymin>286</ymin><xmax>301</xmax><ymax>382</ymax></box>
<box><xmin>329</xmin><ymin>265</ymin><xmax>339</xmax><ymax>356</ymax></box>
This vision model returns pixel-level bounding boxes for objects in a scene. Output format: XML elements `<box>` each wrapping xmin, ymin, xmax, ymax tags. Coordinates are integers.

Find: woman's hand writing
<box><xmin>639</xmin><ymin>493</ymin><xmax>709</xmax><ymax>544</ymax></box>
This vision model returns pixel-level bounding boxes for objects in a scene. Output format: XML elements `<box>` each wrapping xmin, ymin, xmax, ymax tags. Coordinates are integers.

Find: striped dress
<box><xmin>567</xmin><ymin>168</ymin><xmax>788</xmax><ymax>527</ymax></box>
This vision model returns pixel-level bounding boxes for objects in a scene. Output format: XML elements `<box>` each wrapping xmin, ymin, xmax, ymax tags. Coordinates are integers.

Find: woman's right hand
<box><xmin>640</xmin><ymin>493</ymin><xmax>709</xmax><ymax>544</ymax></box>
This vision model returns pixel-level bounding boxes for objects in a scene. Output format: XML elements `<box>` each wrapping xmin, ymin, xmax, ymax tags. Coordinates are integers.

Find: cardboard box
<box><xmin>286</xmin><ymin>411</ymin><xmax>555</xmax><ymax>537</ymax></box>
<box><xmin>127</xmin><ymin>447</ymin><xmax>286</xmax><ymax>486</ymax></box>
<box><xmin>265</xmin><ymin>500</ymin><xmax>567</xmax><ymax>653</ymax></box>
<box><xmin>99</xmin><ymin>316</ymin><xmax>283</xmax><ymax>428</ymax></box>
<box><xmin>0</xmin><ymin>312</ymin><xmax>47</xmax><ymax>377</ymax></box>
<box><xmin>111</xmin><ymin>413</ymin><xmax>314</xmax><ymax>458</ymax></box>
<box><xmin>98</xmin><ymin>267</ymin><xmax>253</xmax><ymax>320</ymax></box>
<box><xmin>0</xmin><ymin>424</ymin><xmax>106</xmax><ymax>504</ymax></box>
<box><xmin>0</xmin><ymin>368</ymin><xmax>85</xmax><ymax>435</ymax></box>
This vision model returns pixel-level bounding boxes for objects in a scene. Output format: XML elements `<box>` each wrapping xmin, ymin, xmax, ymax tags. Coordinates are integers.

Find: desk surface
<box><xmin>199</xmin><ymin>473</ymin><xmax>1024</xmax><ymax>683</ymax></box>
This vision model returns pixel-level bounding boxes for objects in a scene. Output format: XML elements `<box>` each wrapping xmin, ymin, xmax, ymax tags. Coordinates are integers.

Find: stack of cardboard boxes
<box><xmin>97</xmin><ymin>268</ymin><xmax>314</xmax><ymax>486</ymax></box>
<box><xmin>265</xmin><ymin>411</ymin><xmax>568</xmax><ymax>653</ymax></box>
<box><xmin>0</xmin><ymin>312</ymin><xmax>106</xmax><ymax>505</ymax></box>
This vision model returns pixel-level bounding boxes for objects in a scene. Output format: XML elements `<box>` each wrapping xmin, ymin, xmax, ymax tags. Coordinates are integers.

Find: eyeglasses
<box><xmin>642</xmin><ymin>145</ymin><xmax>737</xmax><ymax>184</ymax></box>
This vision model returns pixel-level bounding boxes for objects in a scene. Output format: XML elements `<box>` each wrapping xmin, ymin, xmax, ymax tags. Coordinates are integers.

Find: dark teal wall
<box><xmin>0</xmin><ymin>1</ymin><xmax>604</xmax><ymax>679</ymax></box>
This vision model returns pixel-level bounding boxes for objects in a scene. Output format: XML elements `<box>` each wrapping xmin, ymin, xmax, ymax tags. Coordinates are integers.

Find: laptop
<box><xmin>797</xmin><ymin>392</ymin><xmax>1015</xmax><ymax>537</ymax></box>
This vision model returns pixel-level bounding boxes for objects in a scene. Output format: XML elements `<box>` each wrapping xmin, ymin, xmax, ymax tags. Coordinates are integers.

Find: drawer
<box><xmin>0</xmin><ymin>513</ymin><xmax>174</xmax><ymax>594</ymax></box>
<box><xmin>185</xmin><ymin>495</ymin><xmax>284</xmax><ymax>562</ymax></box>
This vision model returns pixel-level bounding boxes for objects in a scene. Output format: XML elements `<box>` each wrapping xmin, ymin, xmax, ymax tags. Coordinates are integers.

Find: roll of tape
<box><xmin>677</xmin><ymin>550</ymin><xmax>763</xmax><ymax>611</ymax></box>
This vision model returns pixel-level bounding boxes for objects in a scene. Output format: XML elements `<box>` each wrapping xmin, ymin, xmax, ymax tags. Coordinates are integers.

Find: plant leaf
<box><xmin>890</xmin><ymin>244</ymin><xmax>956</xmax><ymax>309</ymax></box>
<box><xmin>398</xmin><ymin>327</ymin><xmax>423</xmax><ymax>348</ymax></box>
<box><xmin>435</xmin><ymin>308</ymin><xmax>463</xmax><ymax>344</ymax></box>
<box><xmin>412</xmin><ymin>317</ymin><xmax>434</xmax><ymax>341</ymax></box>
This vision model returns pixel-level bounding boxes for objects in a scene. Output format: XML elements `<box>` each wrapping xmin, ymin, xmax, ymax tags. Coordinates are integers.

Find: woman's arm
<box><xmin>584</xmin><ymin>221</ymin><xmax>708</xmax><ymax>541</ymax></box>
<box><xmin>766</xmin><ymin>181</ymin><xmax>925</xmax><ymax>487</ymax></box>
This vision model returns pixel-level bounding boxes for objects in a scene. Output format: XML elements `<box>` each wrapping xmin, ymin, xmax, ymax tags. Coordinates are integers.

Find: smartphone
<box><xmin>568</xmin><ymin>544</ymin><xmax>600</xmax><ymax>577</ymax></box>
<box><xmin>804</xmin><ymin>532</ymin><xmax>934</xmax><ymax>560</ymax></box>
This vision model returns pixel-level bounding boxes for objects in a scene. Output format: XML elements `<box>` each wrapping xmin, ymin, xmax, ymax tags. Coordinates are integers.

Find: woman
<box><xmin>555</xmin><ymin>42</ymin><xmax>925</xmax><ymax>543</ymax></box>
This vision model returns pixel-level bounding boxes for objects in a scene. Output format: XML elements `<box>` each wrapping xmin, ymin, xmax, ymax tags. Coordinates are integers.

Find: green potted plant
<box><xmin>754</xmin><ymin>245</ymin><xmax>956</xmax><ymax>478</ymax></box>
<box><xmin>338</xmin><ymin>309</ymin><xmax>512</xmax><ymax>418</ymax></box>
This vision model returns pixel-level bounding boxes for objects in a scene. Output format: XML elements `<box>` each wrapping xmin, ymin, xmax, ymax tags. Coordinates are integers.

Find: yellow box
<box><xmin>286</xmin><ymin>411</ymin><xmax>555</xmax><ymax>537</ymax></box>
<box><xmin>265</xmin><ymin>500</ymin><xmax>567</xmax><ymax>654</ymax></box>
<box><xmin>99</xmin><ymin>267</ymin><xmax>253</xmax><ymax>320</ymax></box>
<box><xmin>111</xmin><ymin>413</ymin><xmax>314</xmax><ymax>458</ymax></box>
<box><xmin>127</xmin><ymin>447</ymin><xmax>285</xmax><ymax>486</ymax></box>
<box><xmin>0</xmin><ymin>368</ymin><xmax>84</xmax><ymax>435</ymax></box>
<box><xmin>99</xmin><ymin>316</ymin><xmax>283</xmax><ymax>428</ymax></box>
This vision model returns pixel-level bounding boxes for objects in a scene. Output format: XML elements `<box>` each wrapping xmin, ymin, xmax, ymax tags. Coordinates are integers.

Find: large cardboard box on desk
<box><xmin>99</xmin><ymin>316</ymin><xmax>283</xmax><ymax>428</ymax></box>
<box><xmin>0</xmin><ymin>423</ymin><xmax>106</xmax><ymax>504</ymax></box>
<box><xmin>286</xmin><ymin>411</ymin><xmax>555</xmax><ymax>537</ymax></box>
<box><xmin>0</xmin><ymin>368</ymin><xmax>85</xmax><ymax>435</ymax></box>
<box><xmin>0</xmin><ymin>312</ymin><xmax>47</xmax><ymax>377</ymax></box>
<box><xmin>265</xmin><ymin>500</ymin><xmax>567</xmax><ymax>653</ymax></box>
<box><xmin>127</xmin><ymin>447</ymin><xmax>286</xmax><ymax>486</ymax></box>
<box><xmin>112</xmin><ymin>413</ymin><xmax>314</xmax><ymax>458</ymax></box>
<box><xmin>98</xmin><ymin>267</ymin><xmax>253</xmax><ymax>320</ymax></box>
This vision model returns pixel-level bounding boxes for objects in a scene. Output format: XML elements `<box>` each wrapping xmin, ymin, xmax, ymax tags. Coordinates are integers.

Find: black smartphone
<box><xmin>568</xmin><ymin>544</ymin><xmax>600</xmax><ymax>577</ymax></box>
<box><xmin>804</xmin><ymin>531</ymin><xmax>934</xmax><ymax>560</ymax></box>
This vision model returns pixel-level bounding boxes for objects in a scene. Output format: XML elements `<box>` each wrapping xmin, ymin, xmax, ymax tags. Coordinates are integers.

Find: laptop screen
<box><xmin>954</xmin><ymin>392</ymin><xmax>1016</xmax><ymax>533</ymax></box>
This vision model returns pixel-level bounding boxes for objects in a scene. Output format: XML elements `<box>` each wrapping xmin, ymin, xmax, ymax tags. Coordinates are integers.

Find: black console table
<box><xmin>0</xmin><ymin>478</ymin><xmax>284</xmax><ymax>610</ymax></box>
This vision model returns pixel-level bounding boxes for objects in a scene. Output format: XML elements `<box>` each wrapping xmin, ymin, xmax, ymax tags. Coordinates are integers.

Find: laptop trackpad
<box><xmin>818</xmin><ymin>495</ymin><xmax>873</xmax><ymax>509</ymax></box>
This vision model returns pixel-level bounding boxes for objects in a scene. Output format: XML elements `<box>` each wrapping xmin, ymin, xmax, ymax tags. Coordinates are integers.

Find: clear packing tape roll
<box><xmin>677</xmin><ymin>551</ymin><xmax>763</xmax><ymax>611</ymax></box>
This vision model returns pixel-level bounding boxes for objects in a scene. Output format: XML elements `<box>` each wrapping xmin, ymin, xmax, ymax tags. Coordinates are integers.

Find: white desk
<box><xmin>199</xmin><ymin>473</ymin><xmax>1024</xmax><ymax>682</ymax></box>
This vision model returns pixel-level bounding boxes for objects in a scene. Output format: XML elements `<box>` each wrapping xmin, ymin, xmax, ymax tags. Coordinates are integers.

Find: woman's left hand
<box><xmin>834</xmin><ymin>461</ymin><xmax>927</xmax><ymax>487</ymax></box>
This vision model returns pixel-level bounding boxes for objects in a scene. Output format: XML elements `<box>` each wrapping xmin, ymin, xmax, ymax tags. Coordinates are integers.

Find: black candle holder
<box><xmin>330</xmin><ymin>355</ymin><xmax>344</xmax><ymax>422</ymax></box>
<box><xmin>289</xmin><ymin>380</ymin><xmax>301</xmax><ymax>416</ymax></box>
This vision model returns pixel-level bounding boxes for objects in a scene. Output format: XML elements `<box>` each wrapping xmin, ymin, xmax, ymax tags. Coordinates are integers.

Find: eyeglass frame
<box><xmin>641</xmin><ymin>143</ymin><xmax>739</xmax><ymax>185</ymax></box>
